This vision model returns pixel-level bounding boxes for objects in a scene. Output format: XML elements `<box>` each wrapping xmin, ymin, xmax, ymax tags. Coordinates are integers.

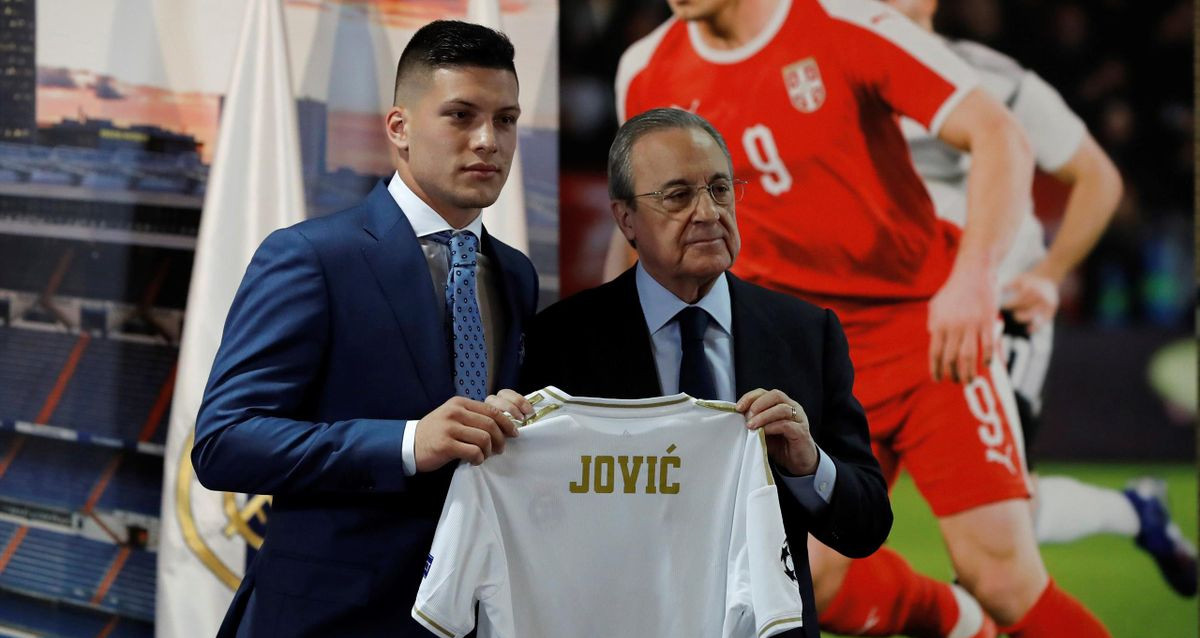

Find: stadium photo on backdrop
<box><xmin>0</xmin><ymin>0</ymin><xmax>1192</xmax><ymax>637</ymax></box>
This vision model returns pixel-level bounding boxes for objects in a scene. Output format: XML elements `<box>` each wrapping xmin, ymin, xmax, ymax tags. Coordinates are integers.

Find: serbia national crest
<box><xmin>782</xmin><ymin>57</ymin><xmax>825</xmax><ymax>113</ymax></box>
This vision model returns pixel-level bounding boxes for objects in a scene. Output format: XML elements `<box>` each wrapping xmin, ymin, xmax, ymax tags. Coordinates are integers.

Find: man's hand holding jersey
<box><xmin>737</xmin><ymin>388</ymin><xmax>819</xmax><ymax>476</ymax></box>
<box><xmin>414</xmin><ymin>392</ymin><xmax>531</xmax><ymax>472</ymax></box>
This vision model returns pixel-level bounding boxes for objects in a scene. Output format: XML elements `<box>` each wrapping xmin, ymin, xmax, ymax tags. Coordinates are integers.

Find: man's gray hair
<box><xmin>607</xmin><ymin>108</ymin><xmax>733</xmax><ymax>204</ymax></box>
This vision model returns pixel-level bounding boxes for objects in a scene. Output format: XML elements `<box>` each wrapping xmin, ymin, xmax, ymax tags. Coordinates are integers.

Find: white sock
<box><xmin>1034</xmin><ymin>475</ymin><xmax>1140</xmax><ymax>543</ymax></box>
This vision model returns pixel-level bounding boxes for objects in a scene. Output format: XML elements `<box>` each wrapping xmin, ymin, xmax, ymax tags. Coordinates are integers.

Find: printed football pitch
<box><xmin>831</xmin><ymin>463</ymin><xmax>1198</xmax><ymax>638</ymax></box>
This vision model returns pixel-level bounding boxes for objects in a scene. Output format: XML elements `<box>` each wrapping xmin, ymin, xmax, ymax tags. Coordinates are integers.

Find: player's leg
<box><xmin>816</xmin><ymin>541</ymin><xmax>995</xmax><ymax>638</ymax></box>
<box><xmin>813</xmin><ymin>436</ymin><xmax>995</xmax><ymax>638</ymax></box>
<box><xmin>904</xmin><ymin>356</ymin><xmax>1108</xmax><ymax>635</ymax></box>
<box><xmin>1004</xmin><ymin>315</ymin><xmax>1197</xmax><ymax>595</ymax></box>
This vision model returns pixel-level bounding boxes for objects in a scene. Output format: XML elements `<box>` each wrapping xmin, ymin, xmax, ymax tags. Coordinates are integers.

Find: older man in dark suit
<box><xmin>502</xmin><ymin>108</ymin><xmax>890</xmax><ymax>638</ymax></box>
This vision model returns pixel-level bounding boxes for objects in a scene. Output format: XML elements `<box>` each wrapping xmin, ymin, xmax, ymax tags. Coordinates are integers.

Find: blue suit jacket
<box><xmin>192</xmin><ymin>180</ymin><xmax>538</xmax><ymax>637</ymax></box>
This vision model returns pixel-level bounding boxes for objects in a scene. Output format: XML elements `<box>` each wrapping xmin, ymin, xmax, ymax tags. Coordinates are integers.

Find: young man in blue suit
<box><xmin>191</xmin><ymin>20</ymin><xmax>538</xmax><ymax>637</ymax></box>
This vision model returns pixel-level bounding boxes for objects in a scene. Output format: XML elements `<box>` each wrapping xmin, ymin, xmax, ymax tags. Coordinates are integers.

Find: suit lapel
<box><xmin>480</xmin><ymin>229</ymin><xmax>523</xmax><ymax>391</ymax></box>
<box><xmin>360</xmin><ymin>181</ymin><xmax>453</xmax><ymax>404</ymax></box>
<box><xmin>729</xmin><ymin>274</ymin><xmax>797</xmax><ymax>396</ymax></box>
<box><xmin>614</xmin><ymin>267</ymin><xmax>665</xmax><ymax>397</ymax></box>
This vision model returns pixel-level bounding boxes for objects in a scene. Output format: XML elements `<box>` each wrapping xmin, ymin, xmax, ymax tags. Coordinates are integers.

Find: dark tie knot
<box><xmin>675</xmin><ymin>306</ymin><xmax>710</xmax><ymax>342</ymax></box>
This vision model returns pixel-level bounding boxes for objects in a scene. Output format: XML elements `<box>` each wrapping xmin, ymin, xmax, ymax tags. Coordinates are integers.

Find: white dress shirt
<box><xmin>634</xmin><ymin>263</ymin><xmax>836</xmax><ymax>510</ymax></box>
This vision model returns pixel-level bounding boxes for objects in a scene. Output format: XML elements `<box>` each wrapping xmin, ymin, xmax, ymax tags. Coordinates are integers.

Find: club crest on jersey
<box><xmin>782</xmin><ymin>57</ymin><xmax>825</xmax><ymax>113</ymax></box>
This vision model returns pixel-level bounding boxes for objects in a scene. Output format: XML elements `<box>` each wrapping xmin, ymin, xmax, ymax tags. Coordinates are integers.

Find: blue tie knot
<box><xmin>449</xmin><ymin>231</ymin><xmax>478</xmax><ymax>269</ymax></box>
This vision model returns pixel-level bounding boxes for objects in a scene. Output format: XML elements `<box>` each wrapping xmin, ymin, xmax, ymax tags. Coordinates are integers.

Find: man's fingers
<box><xmin>454</xmin><ymin>409</ymin><xmax>506</xmax><ymax>454</ymax></box>
<box><xmin>451</xmin><ymin>422</ymin><xmax>493</xmax><ymax>459</ymax></box>
<box><xmin>748</xmin><ymin>391</ymin><xmax>781</xmax><ymax>419</ymax></box>
<box><xmin>1012</xmin><ymin>307</ymin><xmax>1041</xmax><ymax>326</ymax></box>
<box><xmin>449</xmin><ymin>440</ymin><xmax>486</xmax><ymax>466</ymax></box>
<box><xmin>461</xmin><ymin>400</ymin><xmax>519</xmax><ymax>440</ymax></box>
<box><xmin>495</xmin><ymin>389</ymin><xmax>535</xmax><ymax>417</ymax></box>
<box><xmin>736</xmin><ymin>388</ymin><xmax>767</xmax><ymax>413</ymax></box>
<box><xmin>937</xmin><ymin>328</ymin><xmax>962</xmax><ymax>383</ymax></box>
<box><xmin>928</xmin><ymin>327</ymin><xmax>946</xmax><ymax>382</ymax></box>
<box><xmin>756</xmin><ymin>420</ymin><xmax>807</xmax><ymax>442</ymax></box>
<box><xmin>955</xmin><ymin>327</ymin><xmax>978</xmax><ymax>383</ymax></box>
<box><xmin>483</xmin><ymin>395</ymin><xmax>524</xmax><ymax>436</ymax></box>
<box><xmin>980</xmin><ymin>320</ymin><xmax>995</xmax><ymax>366</ymax></box>
<box><xmin>746</xmin><ymin>402</ymin><xmax>798</xmax><ymax>430</ymax></box>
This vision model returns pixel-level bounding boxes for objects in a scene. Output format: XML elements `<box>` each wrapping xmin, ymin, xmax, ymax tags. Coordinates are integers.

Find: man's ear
<box><xmin>611</xmin><ymin>200</ymin><xmax>637</xmax><ymax>246</ymax></box>
<box><xmin>384</xmin><ymin>106</ymin><xmax>408</xmax><ymax>152</ymax></box>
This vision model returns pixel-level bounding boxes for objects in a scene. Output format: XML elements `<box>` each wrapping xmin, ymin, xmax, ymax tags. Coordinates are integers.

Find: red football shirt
<box><xmin>618</xmin><ymin>0</ymin><xmax>978</xmax><ymax>314</ymax></box>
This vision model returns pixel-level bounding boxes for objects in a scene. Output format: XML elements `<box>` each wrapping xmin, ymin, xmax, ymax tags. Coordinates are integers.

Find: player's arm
<box><xmin>928</xmin><ymin>88</ymin><xmax>1033</xmax><ymax>383</ymax></box>
<box><xmin>1005</xmin><ymin>133</ymin><xmax>1122</xmax><ymax>328</ymax></box>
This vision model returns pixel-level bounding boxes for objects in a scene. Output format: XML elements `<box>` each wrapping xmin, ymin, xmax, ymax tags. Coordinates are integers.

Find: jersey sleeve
<box><xmin>828</xmin><ymin>0</ymin><xmax>978</xmax><ymax>135</ymax></box>
<box><xmin>412</xmin><ymin>464</ymin><xmax>513</xmax><ymax>638</ymax></box>
<box><xmin>1010</xmin><ymin>71</ymin><xmax>1087</xmax><ymax>172</ymax></box>
<box><xmin>724</xmin><ymin>430</ymin><xmax>805</xmax><ymax>637</ymax></box>
<box><xmin>614</xmin><ymin>18</ymin><xmax>675</xmax><ymax>123</ymax></box>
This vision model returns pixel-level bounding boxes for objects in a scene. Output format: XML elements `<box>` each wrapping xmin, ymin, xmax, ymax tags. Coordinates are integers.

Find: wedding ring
<box><xmin>789</xmin><ymin>405</ymin><xmax>798</xmax><ymax>421</ymax></box>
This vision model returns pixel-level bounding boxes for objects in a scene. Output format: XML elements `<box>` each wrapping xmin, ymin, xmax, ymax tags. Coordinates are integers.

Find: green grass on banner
<box><xmin>828</xmin><ymin>463</ymin><xmax>1198</xmax><ymax>638</ymax></box>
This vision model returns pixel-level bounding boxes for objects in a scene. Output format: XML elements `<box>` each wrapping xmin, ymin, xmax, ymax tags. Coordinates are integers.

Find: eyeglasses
<box><xmin>629</xmin><ymin>178</ymin><xmax>747</xmax><ymax>214</ymax></box>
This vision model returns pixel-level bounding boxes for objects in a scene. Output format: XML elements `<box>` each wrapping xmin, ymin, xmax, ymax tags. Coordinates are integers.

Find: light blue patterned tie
<box><xmin>446</xmin><ymin>231</ymin><xmax>487</xmax><ymax>401</ymax></box>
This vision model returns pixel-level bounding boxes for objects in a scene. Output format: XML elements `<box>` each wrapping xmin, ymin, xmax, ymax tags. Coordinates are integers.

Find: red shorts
<box><xmin>836</xmin><ymin>300</ymin><xmax>1031</xmax><ymax>517</ymax></box>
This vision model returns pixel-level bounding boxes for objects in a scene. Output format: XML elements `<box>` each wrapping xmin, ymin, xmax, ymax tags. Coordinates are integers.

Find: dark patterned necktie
<box><xmin>675</xmin><ymin>306</ymin><xmax>716</xmax><ymax>399</ymax></box>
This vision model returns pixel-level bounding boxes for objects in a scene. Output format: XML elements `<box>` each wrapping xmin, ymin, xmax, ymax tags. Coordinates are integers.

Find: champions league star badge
<box><xmin>782</xmin><ymin>57</ymin><xmax>826</xmax><ymax>113</ymax></box>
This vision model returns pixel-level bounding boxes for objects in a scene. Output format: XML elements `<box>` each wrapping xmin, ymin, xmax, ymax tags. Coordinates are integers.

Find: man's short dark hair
<box><xmin>393</xmin><ymin>20</ymin><xmax>517</xmax><ymax>104</ymax></box>
<box><xmin>608</xmin><ymin>108</ymin><xmax>733</xmax><ymax>205</ymax></box>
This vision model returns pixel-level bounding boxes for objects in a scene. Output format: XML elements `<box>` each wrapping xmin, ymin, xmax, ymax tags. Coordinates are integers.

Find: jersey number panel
<box><xmin>743</xmin><ymin>125</ymin><xmax>793</xmax><ymax>196</ymax></box>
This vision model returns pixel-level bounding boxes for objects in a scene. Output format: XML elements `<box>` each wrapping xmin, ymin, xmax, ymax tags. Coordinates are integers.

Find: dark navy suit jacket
<box><xmin>192</xmin><ymin>180</ymin><xmax>538</xmax><ymax>637</ymax></box>
<box><xmin>520</xmin><ymin>267</ymin><xmax>891</xmax><ymax>638</ymax></box>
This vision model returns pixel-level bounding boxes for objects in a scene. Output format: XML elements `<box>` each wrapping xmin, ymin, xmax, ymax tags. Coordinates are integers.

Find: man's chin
<box><xmin>683</xmin><ymin>254</ymin><xmax>733</xmax><ymax>279</ymax></box>
<box><xmin>451</xmin><ymin>191</ymin><xmax>503</xmax><ymax>212</ymax></box>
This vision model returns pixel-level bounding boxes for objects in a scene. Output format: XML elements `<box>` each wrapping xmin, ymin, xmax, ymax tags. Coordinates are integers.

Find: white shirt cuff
<box><xmin>402</xmin><ymin>419</ymin><xmax>419</xmax><ymax>476</ymax></box>
<box><xmin>779</xmin><ymin>447</ymin><xmax>836</xmax><ymax>513</ymax></box>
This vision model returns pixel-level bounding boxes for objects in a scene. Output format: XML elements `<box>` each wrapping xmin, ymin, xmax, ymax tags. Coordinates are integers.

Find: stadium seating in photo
<box><xmin>0</xmin><ymin>588</ymin><xmax>151</xmax><ymax>638</ymax></box>
<box><xmin>0</xmin><ymin>235</ymin><xmax>194</xmax><ymax>309</ymax></box>
<box><xmin>0</xmin><ymin>520</ymin><xmax>156</xmax><ymax>624</ymax></box>
<box><xmin>0</xmin><ymin>324</ymin><xmax>176</xmax><ymax>447</ymax></box>
<box><xmin>0</xmin><ymin>434</ymin><xmax>161</xmax><ymax>517</ymax></box>
<box><xmin>95</xmin><ymin>452</ymin><xmax>165</xmax><ymax>517</ymax></box>
<box><xmin>0</xmin><ymin>326</ymin><xmax>78</xmax><ymax>423</ymax></box>
<box><xmin>99</xmin><ymin>546</ymin><xmax>156</xmax><ymax>621</ymax></box>
<box><xmin>0</xmin><ymin>435</ymin><xmax>112</xmax><ymax>512</ymax></box>
<box><xmin>52</xmin><ymin>335</ymin><xmax>176</xmax><ymax>445</ymax></box>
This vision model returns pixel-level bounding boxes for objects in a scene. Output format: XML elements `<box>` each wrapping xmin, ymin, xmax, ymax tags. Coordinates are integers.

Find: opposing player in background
<box><xmin>615</xmin><ymin>0</ymin><xmax>1109</xmax><ymax>636</ymax></box>
<box><xmin>887</xmin><ymin>0</ymin><xmax>1197</xmax><ymax>599</ymax></box>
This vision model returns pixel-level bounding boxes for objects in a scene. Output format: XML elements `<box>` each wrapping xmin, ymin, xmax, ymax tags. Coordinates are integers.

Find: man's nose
<box><xmin>473</xmin><ymin>121</ymin><xmax>498</xmax><ymax>154</ymax></box>
<box><xmin>691</xmin><ymin>187</ymin><xmax>722</xmax><ymax>222</ymax></box>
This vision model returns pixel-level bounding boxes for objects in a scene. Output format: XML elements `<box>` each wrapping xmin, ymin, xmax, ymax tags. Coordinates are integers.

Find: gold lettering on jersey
<box><xmin>569</xmin><ymin>446</ymin><xmax>681</xmax><ymax>495</ymax></box>
<box><xmin>594</xmin><ymin>456</ymin><xmax>615</xmax><ymax>493</ymax></box>
<box><xmin>644</xmin><ymin>456</ymin><xmax>658</xmax><ymax>494</ymax></box>
<box><xmin>618</xmin><ymin>456</ymin><xmax>644</xmax><ymax>493</ymax></box>
<box><xmin>569</xmin><ymin>456</ymin><xmax>592</xmax><ymax>493</ymax></box>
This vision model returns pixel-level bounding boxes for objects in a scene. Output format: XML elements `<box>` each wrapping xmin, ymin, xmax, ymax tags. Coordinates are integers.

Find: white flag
<box><xmin>469</xmin><ymin>0</ymin><xmax>529</xmax><ymax>254</ymax></box>
<box><xmin>155</xmin><ymin>0</ymin><xmax>305</xmax><ymax>636</ymax></box>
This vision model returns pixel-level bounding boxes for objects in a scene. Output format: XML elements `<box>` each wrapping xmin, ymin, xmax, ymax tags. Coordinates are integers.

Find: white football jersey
<box><xmin>412</xmin><ymin>387</ymin><xmax>805</xmax><ymax>638</ymax></box>
<box><xmin>899</xmin><ymin>38</ymin><xmax>1088</xmax><ymax>287</ymax></box>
